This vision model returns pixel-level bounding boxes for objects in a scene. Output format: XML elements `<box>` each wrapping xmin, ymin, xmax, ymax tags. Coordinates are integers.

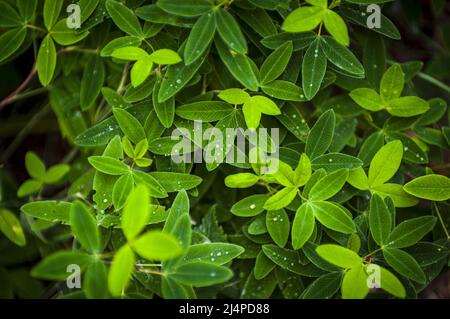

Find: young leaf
<box><xmin>316</xmin><ymin>244</ymin><xmax>361</xmax><ymax>269</ymax></box>
<box><xmin>380</xmin><ymin>63</ymin><xmax>404</xmax><ymax>101</ymax></box>
<box><xmin>264</xmin><ymin>187</ymin><xmax>298</xmax><ymax>211</ymax></box>
<box><xmin>292</xmin><ymin>203</ymin><xmax>315</xmax><ymax>250</ymax></box>
<box><xmin>70</xmin><ymin>201</ymin><xmax>100</xmax><ymax>253</ymax></box>
<box><xmin>108</xmin><ymin>244</ymin><xmax>135</xmax><ymax>296</ymax></box>
<box><xmin>368</xmin><ymin>140</ymin><xmax>403</xmax><ymax>188</ymax></box>
<box><xmin>341</xmin><ymin>266</ymin><xmax>369</xmax><ymax>299</ymax></box>
<box><xmin>121</xmin><ymin>184</ymin><xmax>150</xmax><ymax>240</ymax></box>
<box><xmin>0</xmin><ymin>209</ymin><xmax>26</xmax><ymax>247</ymax></box>
<box><xmin>132</xmin><ymin>231</ymin><xmax>183</xmax><ymax>261</ymax></box>
<box><xmin>43</xmin><ymin>0</ymin><xmax>64</xmax><ymax>30</ymax></box>
<box><xmin>282</xmin><ymin>7</ymin><xmax>324</xmax><ymax>33</ymax></box>
<box><xmin>349</xmin><ymin>88</ymin><xmax>385</xmax><ymax>111</ymax></box>
<box><xmin>323</xmin><ymin>10</ymin><xmax>349</xmax><ymax>46</ymax></box>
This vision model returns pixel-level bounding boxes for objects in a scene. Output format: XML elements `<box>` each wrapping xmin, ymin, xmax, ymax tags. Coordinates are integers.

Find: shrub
<box><xmin>0</xmin><ymin>0</ymin><xmax>449</xmax><ymax>299</ymax></box>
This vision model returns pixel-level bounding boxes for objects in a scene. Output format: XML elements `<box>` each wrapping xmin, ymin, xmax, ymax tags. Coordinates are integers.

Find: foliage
<box><xmin>0</xmin><ymin>0</ymin><xmax>450</xmax><ymax>300</ymax></box>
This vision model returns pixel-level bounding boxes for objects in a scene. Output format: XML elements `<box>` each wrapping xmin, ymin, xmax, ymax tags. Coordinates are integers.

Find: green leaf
<box><xmin>305</xmin><ymin>110</ymin><xmax>336</xmax><ymax>159</ymax></box>
<box><xmin>153</xmin><ymin>80</ymin><xmax>175</xmax><ymax>128</ymax></box>
<box><xmin>132</xmin><ymin>231</ymin><xmax>183</xmax><ymax>261</ymax></box>
<box><xmin>44</xmin><ymin>164</ymin><xmax>70</xmax><ymax>184</ymax></box>
<box><xmin>176</xmin><ymin>101</ymin><xmax>234</xmax><ymax>122</ymax></box>
<box><xmin>21</xmin><ymin>201</ymin><xmax>72</xmax><ymax>224</ymax></box>
<box><xmin>17</xmin><ymin>180</ymin><xmax>42</xmax><ymax>197</ymax></box>
<box><xmin>215</xmin><ymin>37</ymin><xmax>259</xmax><ymax>91</ymax></box>
<box><xmin>320</xmin><ymin>36</ymin><xmax>365</xmax><ymax>76</ymax></box>
<box><xmin>70</xmin><ymin>201</ymin><xmax>100</xmax><ymax>253</ymax></box>
<box><xmin>0</xmin><ymin>27</ymin><xmax>27</xmax><ymax>63</ymax></box>
<box><xmin>293</xmin><ymin>154</ymin><xmax>311</xmax><ymax>187</ymax></box>
<box><xmin>0</xmin><ymin>2</ymin><xmax>22</xmax><ymax>27</ymax></box>
<box><xmin>121</xmin><ymin>184</ymin><xmax>150</xmax><ymax>240</ymax></box>
<box><xmin>112</xmin><ymin>47</ymin><xmax>148</xmax><ymax>61</ymax></box>
<box><xmin>88</xmin><ymin>156</ymin><xmax>129</xmax><ymax>175</ymax></box>
<box><xmin>282</xmin><ymin>6</ymin><xmax>324</xmax><ymax>33</ymax></box>
<box><xmin>169</xmin><ymin>262</ymin><xmax>233</xmax><ymax>287</ymax></box>
<box><xmin>0</xmin><ymin>209</ymin><xmax>26</xmax><ymax>247</ymax></box>
<box><xmin>225</xmin><ymin>173</ymin><xmax>259</xmax><ymax>189</ymax></box>
<box><xmin>311</xmin><ymin>201</ymin><xmax>355</xmax><ymax>234</ymax></box>
<box><xmin>264</xmin><ymin>187</ymin><xmax>298</xmax><ymax>211</ymax></box>
<box><xmin>158</xmin><ymin>51</ymin><xmax>207</xmax><ymax>102</ymax></box>
<box><xmin>44</xmin><ymin>0</ymin><xmax>64</xmax><ymax>30</ymax></box>
<box><xmin>112</xmin><ymin>173</ymin><xmax>134</xmax><ymax>210</ymax></box>
<box><xmin>349</xmin><ymin>88</ymin><xmax>385</xmax><ymax>111</ymax></box>
<box><xmin>386</xmin><ymin>216</ymin><xmax>436</xmax><ymax>249</ymax></box>
<box><xmin>309</xmin><ymin>169</ymin><xmax>349</xmax><ymax>201</ymax></box>
<box><xmin>218</xmin><ymin>88</ymin><xmax>251</xmax><ymax>105</ymax></box>
<box><xmin>113</xmin><ymin>108</ymin><xmax>146</xmax><ymax>143</ymax></box>
<box><xmin>262</xmin><ymin>80</ymin><xmax>306</xmax><ymax>102</ymax></box>
<box><xmin>386</xmin><ymin>96</ymin><xmax>430</xmax><ymax>117</ymax></box>
<box><xmin>383</xmin><ymin>247</ymin><xmax>426</xmax><ymax>284</ymax></box>
<box><xmin>266</xmin><ymin>209</ymin><xmax>290</xmax><ymax>247</ymax></box>
<box><xmin>368</xmin><ymin>140</ymin><xmax>403</xmax><ymax>188</ymax></box>
<box><xmin>148</xmin><ymin>172</ymin><xmax>201</xmax><ymax>192</ymax></box>
<box><xmin>323</xmin><ymin>10</ymin><xmax>349</xmax><ymax>46</ymax></box>
<box><xmin>108</xmin><ymin>244</ymin><xmax>135</xmax><ymax>296</ymax></box>
<box><xmin>130</xmin><ymin>58</ymin><xmax>153</xmax><ymax>87</ymax></box>
<box><xmin>106</xmin><ymin>0</ymin><xmax>142</xmax><ymax>37</ymax></box>
<box><xmin>347</xmin><ymin>167</ymin><xmax>370</xmax><ymax>191</ymax></box>
<box><xmin>292</xmin><ymin>203</ymin><xmax>315</xmax><ymax>249</ymax></box>
<box><xmin>50</xmin><ymin>19</ymin><xmax>89</xmax><ymax>45</ymax></box>
<box><xmin>164</xmin><ymin>190</ymin><xmax>189</xmax><ymax>233</ymax></box>
<box><xmin>80</xmin><ymin>55</ymin><xmax>105</xmax><ymax>110</ymax></box>
<box><xmin>260</xmin><ymin>42</ymin><xmax>293</xmax><ymax>84</ymax></box>
<box><xmin>316</xmin><ymin>244</ymin><xmax>361</xmax><ymax>269</ymax></box>
<box><xmin>369</xmin><ymin>194</ymin><xmax>392</xmax><ymax>246</ymax></box>
<box><xmin>37</xmin><ymin>35</ymin><xmax>57</xmax><ymax>86</ymax></box>
<box><xmin>303</xmin><ymin>39</ymin><xmax>327</xmax><ymax>100</ymax></box>
<box><xmin>341</xmin><ymin>266</ymin><xmax>369</xmax><ymax>299</ymax></box>
<box><xmin>101</xmin><ymin>37</ymin><xmax>142</xmax><ymax>57</ymax></box>
<box><xmin>215</xmin><ymin>8</ymin><xmax>247</xmax><ymax>54</ymax></box>
<box><xmin>149</xmin><ymin>49</ymin><xmax>182</xmax><ymax>65</ymax></box>
<box><xmin>84</xmin><ymin>261</ymin><xmax>108</xmax><ymax>299</ymax></box>
<box><xmin>404</xmin><ymin>174</ymin><xmax>450</xmax><ymax>201</ymax></box>
<box><xmin>311</xmin><ymin>153</ymin><xmax>363</xmax><ymax>173</ymax></box>
<box><xmin>380</xmin><ymin>63</ymin><xmax>404</xmax><ymax>101</ymax></box>
<box><xmin>32</xmin><ymin>251</ymin><xmax>93</xmax><ymax>280</ymax></box>
<box><xmin>378</xmin><ymin>266</ymin><xmax>406</xmax><ymax>298</ymax></box>
<box><xmin>254</xmin><ymin>252</ymin><xmax>276</xmax><ymax>280</ymax></box>
<box><xmin>184</xmin><ymin>12</ymin><xmax>216</xmax><ymax>65</ymax></box>
<box><xmin>161</xmin><ymin>277</ymin><xmax>191</xmax><ymax>299</ymax></box>
<box><xmin>372</xmin><ymin>183</ymin><xmax>419</xmax><ymax>208</ymax></box>
<box><xmin>183</xmin><ymin>243</ymin><xmax>244</xmax><ymax>265</ymax></box>
<box><xmin>157</xmin><ymin>0</ymin><xmax>213</xmax><ymax>17</ymax></box>
<box><xmin>231</xmin><ymin>194</ymin><xmax>268</xmax><ymax>217</ymax></box>
<box><xmin>25</xmin><ymin>151</ymin><xmax>46</xmax><ymax>180</ymax></box>
<box><xmin>302</xmin><ymin>272</ymin><xmax>342</xmax><ymax>299</ymax></box>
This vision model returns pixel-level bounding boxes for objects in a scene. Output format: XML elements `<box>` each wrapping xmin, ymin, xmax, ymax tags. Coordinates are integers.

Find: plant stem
<box><xmin>363</xmin><ymin>247</ymin><xmax>383</xmax><ymax>259</ymax></box>
<box><xmin>0</xmin><ymin>64</ymin><xmax>38</xmax><ymax>111</ymax></box>
<box><xmin>433</xmin><ymin>202</ymin><xmax>450</xmax><ymax>240</ymax></box>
